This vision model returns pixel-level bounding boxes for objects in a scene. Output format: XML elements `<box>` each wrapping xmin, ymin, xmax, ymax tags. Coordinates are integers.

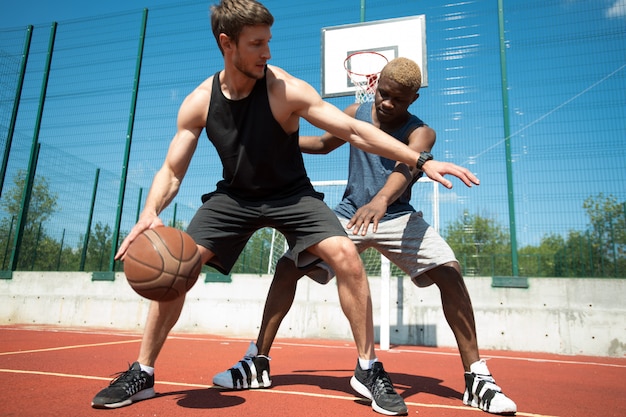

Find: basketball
<box><xmin>123</xmin><ymin>226</ymin><xmax>203</xmax><ymax>301</ymax></box>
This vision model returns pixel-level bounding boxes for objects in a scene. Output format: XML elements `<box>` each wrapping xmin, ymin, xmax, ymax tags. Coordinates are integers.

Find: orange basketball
<box><xmin>123</xmin><ymin>226</ymin><xmax>202</xmax><ymax>301</ymax></box>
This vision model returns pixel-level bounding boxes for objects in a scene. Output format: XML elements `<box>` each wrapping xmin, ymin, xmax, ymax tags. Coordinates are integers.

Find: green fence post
<box><xmin>80</xmin><ymin>168</ymin><xmax>100</xmax><ymax>271</ymax></box>
<box><xmin>135</xmin><ymin>188</ymin><xmax>143</xmax><ymax>223</ymax></box>
<box><xmin>56</xmin><ymin>229</ymin><xmax>65</xmax><ymax>271</ymax></box>
<box><xmin>107</xmin><ymin>9</ymin><xmax>149</xmax><ymax>275</ymax></box>
<box><xmin>8</xmin><ymin>23</ymin><xmax>56</xmax><ymax>272</ymax></box>
<box><xmin>609</xmin><ymin>219</ymin><xmax>617</xmax><ymax>277</ymax></box>
<box><xmin>1</xmin><ymin>25</ymin><xmax>33</xmax><ymax>197</ymax></box>
<box><xmin>31</xmin><ymin>222</ymin><xmax>42</xmax><ymax>270</ymax></box>
<box><xmin>10</xmin><ymin>141</ymin><xmax>41</xmax><ymax>272</ymax></box>
<box><xmin>497</xmin><ymin>0</ymin><xmax>519</xmax><ymax>276</ymax></box>
<box><xmin>2</xmin><ymin>216</ymin><xmax>15</xmax><ymax>271</ymax></box>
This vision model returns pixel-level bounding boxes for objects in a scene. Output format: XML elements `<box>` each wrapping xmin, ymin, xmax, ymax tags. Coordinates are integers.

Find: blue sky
<box><xmin>1</xmin><ymin>0</ymin><xmax>625</xmax><ymax>253</ymax></box>
<box><xmin>0</xmin><ymin>0</ymin><xmax>181</xmax><ymax>29</ymax></box>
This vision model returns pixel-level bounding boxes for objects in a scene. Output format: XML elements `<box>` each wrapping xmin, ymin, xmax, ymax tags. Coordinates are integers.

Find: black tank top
<box><xmin>205</xmin><ymin>69</ymin><xmax>313</xmax><ymax>201</ymax></box>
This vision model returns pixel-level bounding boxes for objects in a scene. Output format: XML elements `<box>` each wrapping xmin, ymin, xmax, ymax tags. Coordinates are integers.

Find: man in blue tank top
<box><xmin>214</xmin><ymin>58</ymin><xmax>517</xmax><ymax>415</ymax></box>
<box><xmin>91</xmin><ymin>1</ymin><xmax>480</xmax><ymax>415</ymax></box>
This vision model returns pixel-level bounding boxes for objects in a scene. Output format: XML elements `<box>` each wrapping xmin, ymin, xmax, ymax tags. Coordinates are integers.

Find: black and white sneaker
<box><xmin>91</xmin><ymin>362</ymin><xmax>155</xmax><ymax>408</ymax></box>
<box><xmin>463</xmin><ymin>360</ymin><xmax>517</xmax><ymax>414</ymax></box>
<box><xmin>212</xmin><ymin>341</ymin><xmax>271</xmax><ymax>389</ymax></box>
<box><xmin>350</xmin><ymin>361</ymin><xmax>408</xmax><ymax>416</ymax></box>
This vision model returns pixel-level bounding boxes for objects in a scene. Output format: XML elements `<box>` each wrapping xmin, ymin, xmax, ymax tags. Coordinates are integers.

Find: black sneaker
<box><xmin>212</xmin><ymin>341</ymin><xmax>272</xmax><ymax>389</ymax></box>
<box><xmin>91</xmin><ymin>362</ymin><xmax>155</xmax><ymax>409</ymax></box>
<box><xmin>350</xmin><ymin>361</ymin><xmax>408</xmax><ymax>416</ymax></box>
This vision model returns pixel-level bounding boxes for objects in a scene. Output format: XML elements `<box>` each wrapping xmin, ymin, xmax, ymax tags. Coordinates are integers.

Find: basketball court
<box><xmin>1</xmin><ymin>325</ymin><xmax>625</xmax><ymax>417</ymax></box>
<box><xmin>2</xmin><ymin>13</ymin><xmax>624</xmax><ymax>417</ymax></box>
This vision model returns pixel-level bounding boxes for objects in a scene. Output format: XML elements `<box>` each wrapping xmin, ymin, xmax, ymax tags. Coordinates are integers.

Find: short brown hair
<box><xmin>379</xmin><ymin>57</ymin><xmax>422</xmax><ymax>92</ymax></box>
<box><xmin>210</xmin><ymin>0</ymin><xmax>274</xmax><ymax>54</ymax></box>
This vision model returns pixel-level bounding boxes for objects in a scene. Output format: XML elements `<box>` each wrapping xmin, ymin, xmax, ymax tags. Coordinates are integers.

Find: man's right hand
<box><xmin>115</xmin><ymin>214</ymin><xmax>164</xmax><ymax>261</ymax></box>
<box><xmin>421</xmin><ymin>160</ymin><xmax>480</xmax><ymax>189</ymax></box>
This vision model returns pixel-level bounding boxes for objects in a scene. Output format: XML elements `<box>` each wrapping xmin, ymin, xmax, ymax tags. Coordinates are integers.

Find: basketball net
<box><xmin>344</xmin><ymin>51</ymin><xmax>389</xmax><ymax>103</ymax></box>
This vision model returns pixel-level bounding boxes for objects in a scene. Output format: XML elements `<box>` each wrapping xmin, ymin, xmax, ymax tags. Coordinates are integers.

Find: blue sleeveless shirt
<box><xmin>334</xmin><ymin>103</ymin><xmax>426</xmax><ymax>221</ymax></box>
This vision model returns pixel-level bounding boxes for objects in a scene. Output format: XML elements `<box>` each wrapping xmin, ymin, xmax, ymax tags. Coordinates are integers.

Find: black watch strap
<box><xmin>416</xmin><ymin>151</ymin><xmax>433</xmax><ymax>170</ymax></box>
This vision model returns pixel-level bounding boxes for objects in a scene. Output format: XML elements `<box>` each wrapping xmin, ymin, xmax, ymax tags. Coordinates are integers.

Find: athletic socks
<box><xmin>358</xmin><ymin>357</ymin><xmax>378</xmax><ymax>371</ymax></box>
<box><xmin>139</xmin><ymin>363</ymin><xmax>154</xmax><ymax>376</ymax></box>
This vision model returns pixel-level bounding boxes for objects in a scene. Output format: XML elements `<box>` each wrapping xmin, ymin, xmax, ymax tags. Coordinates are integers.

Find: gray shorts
<box><xmin>186</xmin><ymin>191</ymin><xmax>346</xmax><ymax>275</ymax></box>
<box><xmin>286</xmin><ymin>211</ymin><xmax>457</xmax><ymax>287</ymax></box>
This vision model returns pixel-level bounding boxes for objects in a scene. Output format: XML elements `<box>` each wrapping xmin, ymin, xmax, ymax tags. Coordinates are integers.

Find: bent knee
<box><xmin>425</xmin><ymin>261</ymin><xmax>464</xmax><ymax>285</ymax></box>
<box><xmin>331</xmin><ymin>237</ymin><xmax>359</xmax><ymax>256</ymax></box>
<box><xmin>322</xmin><ymin>238</ymin><xmax>362</xmax><ymax>270</ymax></box>
<box><xmin>442</xmin><ymin>261</ymin><xmax>462</xmax><ymax>274</ymax></box>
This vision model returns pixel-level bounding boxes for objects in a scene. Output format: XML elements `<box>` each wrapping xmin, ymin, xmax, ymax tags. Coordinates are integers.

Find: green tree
<box><xmin>0</xmin><ymin>170</ymin><xmax>58</xmax><ymax>270</ymax></box>
<box><xmin>582</xmin><ymin>193</ymin><xmax>625</xmax><ymax>277</ymax></box>
<box><xmin>84</xmin><ymin>222</ymin><xmax>113</xmax><ymax>271</ymax></box>
<box><xmin>168</xmin><ymin>219</ymin><xmax>187</xmax><ymax>230</ymax></box>
<box><xmin>506</xmin><ymin>194</ymin><xmax>625</xmax><ymax>278</ymax></box>
<box><xmin>518</xmin><ymin>233</ymin><xmax>565</xmax><ymax>277</ymax></box>
<box><xmin>231</xmin><ymin>227</ymin><xmax>274</xmax><ymax>274</ymax></box>
<box><xmin>444</xmin><ymin>211</ymin><xmax>511</xmax><ymax>276</ymax></box>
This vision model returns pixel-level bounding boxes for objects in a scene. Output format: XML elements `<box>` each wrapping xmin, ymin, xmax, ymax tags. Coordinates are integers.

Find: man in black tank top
<box><xmin>216</xmin><ymin>58</ymin><xmax>516</xmax><ymax>415</ymax></box>
<box><xmin>92</xmin><ymin>1</ymin><xmax>478</xmax><ymax>415</ymax></box>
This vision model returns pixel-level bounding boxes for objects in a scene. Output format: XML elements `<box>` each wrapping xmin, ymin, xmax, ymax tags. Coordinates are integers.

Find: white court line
<box><xmin>0</xmin><ymin>339</ymin><xmax>142</xmax><ymax>356</ymax></box>
<box><xmin>0</xmin><ymin>368</ymin><xmax>558</xmax><ymax>417</ymax></box>
<box><xmin>2</xmin><ymin>327</ymin><xmax>624</xmax><ymax>370</ymax></box>
<box><xmin>388</xmin><ymin>347</ymin><xmax>626</xmax><ymax>369</ymax></box>
<box><xmin>207</xmin><ymin>338</ymin><xmax>626</xmax><ymax>370</ymax></box>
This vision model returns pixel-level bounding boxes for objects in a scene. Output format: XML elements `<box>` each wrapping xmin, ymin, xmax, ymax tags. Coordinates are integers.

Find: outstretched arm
<box><xmin>115</xmin><ymin>87</ymin><xmax>207</xmax><ymax>260</ymax></box>
<box><xmin>279</xmin><ymin>70</ymin><xmax>478</xmax><ymax>187</ymax></box>
<box><xmin>298</xmin><ymin>104</ymin><xmax>359</xmax><ymax>154</ymax></box>
<box><xmin>288</xmin><ymin>80</ymin><xmax>421</xmax><ymax>166</ymax></box>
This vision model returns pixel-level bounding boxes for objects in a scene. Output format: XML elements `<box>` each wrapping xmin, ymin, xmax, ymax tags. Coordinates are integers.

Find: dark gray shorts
<box><xmin>186</xmin><ymin>191</ymin><xmax>346</xmax><ymax>274</ymax></box>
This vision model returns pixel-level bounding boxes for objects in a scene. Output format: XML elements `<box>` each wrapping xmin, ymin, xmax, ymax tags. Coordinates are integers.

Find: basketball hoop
<box><xmin>344</xmin><ymin>51</ymin><xmax>389</xmax><ymax>103</ymax></box>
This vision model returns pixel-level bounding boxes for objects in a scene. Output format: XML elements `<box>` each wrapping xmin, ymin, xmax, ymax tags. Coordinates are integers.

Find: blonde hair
<box><xmin>379</xmin><ymin>57</ymin><xmax>422</xmax><ymax>92</ymax></box>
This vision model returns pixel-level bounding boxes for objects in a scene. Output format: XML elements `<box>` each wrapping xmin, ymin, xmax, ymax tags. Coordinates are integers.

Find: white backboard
<box><xmin>321</xmin><ymin>15</ymin><xmax>428</xmax><ymax>98</ymax></box>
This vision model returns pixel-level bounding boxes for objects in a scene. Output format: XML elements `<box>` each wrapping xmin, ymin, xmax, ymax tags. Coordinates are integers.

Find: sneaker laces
<box><xmin>108</xmin><ymin>365</ymin><xmax>147</xmax><ymax>395</ymax></box>
<box><xmin>370</xmin><ymin>366</ymin><xmax>397</xmax><ymax>396</ymax></box>
<box><xmin>474</xmin><ymin>373</ymin><xmax>500</xmax><ymax>392</ymax></box>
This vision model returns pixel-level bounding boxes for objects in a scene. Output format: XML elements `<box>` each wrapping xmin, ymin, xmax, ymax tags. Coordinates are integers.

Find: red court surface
<box><xmin>1</xmin><ymin>325</ymin><xmax>625</xmax><ymax>417</ymax></box>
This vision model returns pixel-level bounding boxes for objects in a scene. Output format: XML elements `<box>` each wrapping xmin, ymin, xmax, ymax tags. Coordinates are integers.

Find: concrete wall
<box><xmin>1</xmin><ymin>272</ymin><xmax>624</xmax><ymax>358</ymax></box>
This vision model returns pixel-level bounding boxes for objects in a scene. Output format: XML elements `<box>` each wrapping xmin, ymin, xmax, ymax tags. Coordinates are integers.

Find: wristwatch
<box><xmin>416</xmin><ymin>151</ymin><xmax>433</xmax><ymax>171</ymax></box>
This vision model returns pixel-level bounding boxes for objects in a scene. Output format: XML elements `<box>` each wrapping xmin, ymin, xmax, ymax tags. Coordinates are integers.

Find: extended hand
<box><xmin>115</xmin><ymin>214</ymin><xmax>164</xmax><ymax>261</ymax></box>
<box><xmin>421</xmin><ymin>160</ymin><xmax>480</xmax><ymax>189</ymax></box>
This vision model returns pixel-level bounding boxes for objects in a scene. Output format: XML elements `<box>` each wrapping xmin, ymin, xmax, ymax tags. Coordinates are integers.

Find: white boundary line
<box><xmin>211</xmin><ymin>339</ymin><xmax>626</xmax><ymax>370</ymax></box>
<box><xmin>2</xmin><ymin>327</ymin><xmax>625</xmax><ymax>370</ymax></box>
<box><xmin>0</xmin><ymin>368</ymin><xmax>558</xmax><ymax>417</ymax></box>
<box><xmin>0</xmin><ymin>339</ymin><xmax>141</xmax><ymax>356</ymax></box>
